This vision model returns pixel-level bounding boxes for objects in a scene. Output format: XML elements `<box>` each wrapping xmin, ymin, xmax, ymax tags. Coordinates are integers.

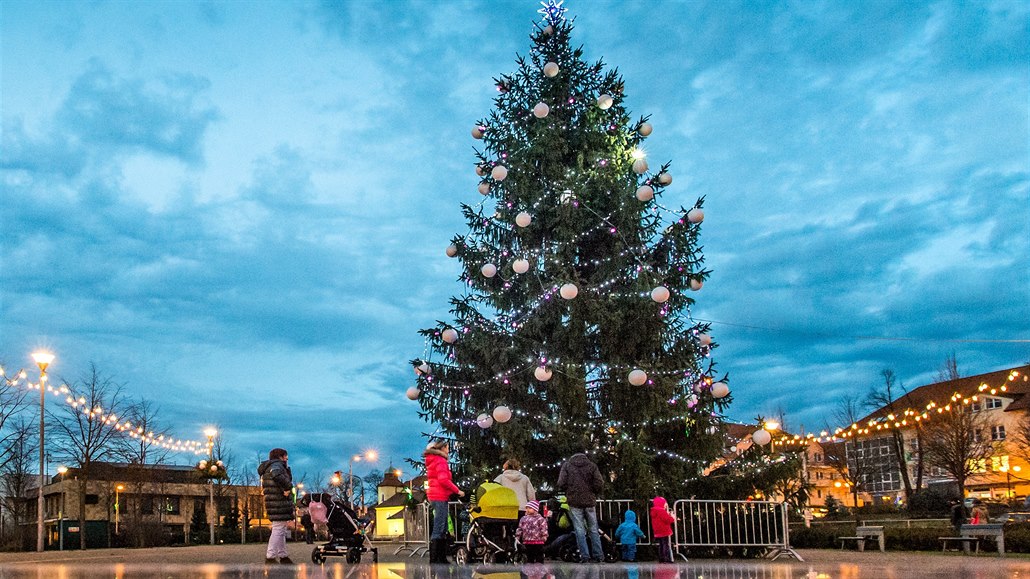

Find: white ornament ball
<box><xmin>651</xmin><ymin>286</ymin><xmax>670</xmax><ymax>303</ymax></box>
<box><xmin>543</xmin><ymin>62</ymin><xmax>559</xmax><ymax>77</ymax></box>
<box><xmin>559</xmin><ymin>283</ymin><xmax>579</xmax><ymax>300</ymax></box>
<box><xmin>596</xmin><ymin>94</ymin><xmax>614</xmax><ymax>110</ymax></box>
<box><xmin>199</xmin><ymin>460</ymin><xmax>208</xmax><ymax>468</ymax></box>
<box><xmin>658</xmin><ymin>172</ymin><xmax>672</xmax><ymax>185</ymax></box>
<box><xmin>478</xmin><ymin>182</ymin><xmax>490</xmax><ymax>195</ymax></box>
<box><xmin>492</xmin><ymin>405</ymin><xmax>512</xmax><ymax>423</ymax></box>
<box><xmin>533</xmin><ymin>102</ymin><xmax>550</xmax><ymax>118</ymax></box>
<box><xmin>441</xmin><ymin>328</ymin><xmax>458</xmax><ymax>344</ymax></box>
<box><xmin>418</xmin><ymin>362</ymin><xmax>431</xmax><ymax>375</ymax></box>
<box><xmin>472</xmin><ymin>126</ymin><xmax>485</xmax><ymax>139</ymax></box>
<box><xmin>636</xmin><ymin>185</ymin><xmax>654</xmax><ymax>202</ymax></box>
<box><xmin>491</xmin><ymin>165</ymin><xmax>508</xmax><ymax>181</ymax></box>
<box><xmin>515</xmin><ymin>212</ymin><xmax>532</xmax><ymax>228</ymax></box>
<box><xmin>477</xmin><ymin>413</ymin><xmax>494</xmax><ymax>429</ymax></box>
<box><xmin>446</xmin><ymin>244</ymin><xmax>458</xmax><ymax>258</ymax></box>
<box><xmin>512</xmin><ymin>259</ymin><xmax>530</xmax><ymax>274</ymax></box>
<box><xmin>543</xmin><ymin>25</ymin><xmax>554</xmax><ymax>35</ymax></box>
<box><xmin>481</xmin><ymin>263</ymin><xmax>497</xmax><ymax>278</ymax></box>
<box><xmin>534</xmin><ymin>366</ymin><xmax>553</xmax><ymax>382</ymax></box>
<box><xmin>690</xmin><ymin>279</ymin><xmax>703</xmax><ymax>291</ymax></box>
<box><xmin>687</xmin><ymin>208</ymin><xmax>705</xmax><ymax>223</ymax></box>
<box><xmin>628</xmin><ymin>369</ymin><xmax>648</xmax><ymax>386</ymax></box>
<box><xmin>632</xmin><ymin>158</ymin><xmax>648</xmax><ymax>174</ymax></box>
<box><xmin>752</xmin><ymin>429</ymin><xmax>772</xmax><ymax>446</ymax></box>
<box><xmin>698</xmin><ymin>333</ymin><xmax>712</xmax><ymax>346</ymax></box>
<box><xmin>405</xmin><ymin>387</ymin><xmax>421</xmax><ymax>400</ymax></box>
<box><xmin>475</xmin><ymin>165</ymin><xmax>485</xmax><ymax>177</ymax></box>
<box><xmin>711</xmin><ymin>381</ymin><xmax>729</xmax><ymax>398</ymax></box>
<box><xmin>639</xmin><ymin>122</ymin><xmax>653</xmax><ymax>137</ymax></box>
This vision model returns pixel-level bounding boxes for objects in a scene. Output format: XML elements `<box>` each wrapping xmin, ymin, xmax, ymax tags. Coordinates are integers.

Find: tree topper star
<box><xmin>538</xmin><ymin>0</ymin><xmax>567</xmax><ymax>24</ymax></box>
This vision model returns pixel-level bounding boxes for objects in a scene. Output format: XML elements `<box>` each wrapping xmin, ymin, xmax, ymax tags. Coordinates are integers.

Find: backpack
<box><xmin>308</xmin><ymin>500</ymin><xmax>328</xmax><ymax>526</ymax></box>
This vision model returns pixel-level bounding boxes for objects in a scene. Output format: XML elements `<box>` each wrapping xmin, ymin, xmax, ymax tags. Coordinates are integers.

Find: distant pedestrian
<box><xmin>970</xmin><ymin>500</ymin><xmax>989</xmax><ymax>525</ymax></box>
<box><xmin>258</xmin><ymin>448</ymin><xmax>295</xmax><ymax>564</ymax></box>
<box><xmin>557</xmin><ymin>447</ymin><xmax>604</xmax><ymax>562</ymax></box>
<box><xmin>614</xmin><ymin>509</ymin><xmax>645</xmax><ymax>561</ymax></box>
<box><xmin>425</xmin><ymin>439</ymin><xmax>465</xmax><ymax>564</ymax></box>
<box><xmin>949</xmin><ymin>499</ymin><xmax>967</xmax><ymax>534</ymax></box>
<box><xmin>650</xmin><ymin>496</ymin><xmax>676</xmax><ymax>563</ymax></box>
<box><xmin>516</xmin><ymin>500</ymin><xmax>548</xmax><ymax>563</ymax></box>
<box><xmin>494</xmin><ymin>458</ymin><xmax>536</xmax><ymax>517</ymax></box>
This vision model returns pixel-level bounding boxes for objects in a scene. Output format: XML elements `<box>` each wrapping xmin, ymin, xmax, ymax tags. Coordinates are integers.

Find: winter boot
<box><xmin>428</xmin><ymin>539</ymin><xmax>441</xmax><ymax>564</ymax></box>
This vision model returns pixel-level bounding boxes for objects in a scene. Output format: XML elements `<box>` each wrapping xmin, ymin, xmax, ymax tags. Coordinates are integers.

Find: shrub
<box><xmin>789</xmin><ymin>523</ymin><xmax>853</xmax><ymax>549</ymax></box>
<box><xmin>907</xmin><ymin>489</ymin><xmax>951</xmax><ymax>518</ymax></box>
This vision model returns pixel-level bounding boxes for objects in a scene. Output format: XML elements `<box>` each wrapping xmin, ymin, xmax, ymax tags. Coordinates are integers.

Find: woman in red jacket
<box><xmin>425</xmin><ymin>440</ymin><xmax>464</xmax><ymax>563</ymax></box>
<box><xmin>650</xmin><ymin>496</ymin><xmax>676</xmax><ymax>562</ymax></box>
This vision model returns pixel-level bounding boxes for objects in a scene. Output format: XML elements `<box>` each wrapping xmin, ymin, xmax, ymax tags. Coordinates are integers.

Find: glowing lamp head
<box><xmin>365</xmin><ymin>450</ymin><xmax>378</xmax><ymax>461</ymax></box>
<box><xmin>117</xmin><ymin>484</ymin><xmax>124</xmax><ymax>491</ymax></box>
<box><xmin>204</xmin><ymin>428</ymin><xmax>218</xmax><ymax>439</ymax></box>
<box><xmin>57</xmin><ymin>466</ymin><xmax>68</xmax><ymax>475</ymax></box>
<box><xmin>32</xmin><ymin>351</ymin><xmax>54</xmax><ymax>372</ymax></box>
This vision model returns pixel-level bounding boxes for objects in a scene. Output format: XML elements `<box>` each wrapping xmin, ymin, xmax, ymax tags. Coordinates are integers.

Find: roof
<box><xmin>857</xmin><ymin>364</ymin><xmax>1030</xmax><ymax>427</ymax></box>
<box><xmin>55</xmin><ymin>462</ymin><xmax>199</xmax><ymax>484</ymax></box>
<box><xmin>378</xmin><ymin>469</ymin><xmax>406</xmax><ymax>488</ymax></box>
<box><xmin>371</xmin><ymin>491</ymin><xmax>409</xmax><ymax>510</ymax></box>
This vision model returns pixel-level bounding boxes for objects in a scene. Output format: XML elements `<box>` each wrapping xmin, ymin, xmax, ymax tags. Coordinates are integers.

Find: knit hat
<box><xmin>524</xmin><ymin>500</ymin><xmax>540</xmax><ymax>512</ymax></box>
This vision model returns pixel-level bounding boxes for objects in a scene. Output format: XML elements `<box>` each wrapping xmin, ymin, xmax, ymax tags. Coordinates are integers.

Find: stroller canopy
<box><xmin>472</xmin><ymin>482</ymin><xmax>519</xmax><ymax>521</ymax></box>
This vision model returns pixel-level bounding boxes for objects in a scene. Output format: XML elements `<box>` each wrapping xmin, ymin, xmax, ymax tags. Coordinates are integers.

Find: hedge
<box><xmin>790</xmin><ymin>522</ymin><xmax>1030</xmax><ymax>552</ymax></box>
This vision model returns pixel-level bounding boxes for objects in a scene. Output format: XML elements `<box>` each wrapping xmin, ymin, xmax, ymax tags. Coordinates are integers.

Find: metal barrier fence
<box><xmin>672</xmin><ymin>499</ymin><xmax>801</xmax><ymax>561</ymax></box>
<box><xmin>391</xmin><ymin>502</ymin><xmax>429</xmax><ymax>557</ymax></box>
<box><xmin>393</xmin><ymin>497</ymin><xmax>801</xmax><ymax>561</ymax></box>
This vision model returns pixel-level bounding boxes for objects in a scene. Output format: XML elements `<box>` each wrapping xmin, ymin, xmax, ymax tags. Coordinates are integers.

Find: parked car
<box><xmin>1005</xmin><ymin>511</ymin><xmax>1030</xmax><ymax>524</ymax></box>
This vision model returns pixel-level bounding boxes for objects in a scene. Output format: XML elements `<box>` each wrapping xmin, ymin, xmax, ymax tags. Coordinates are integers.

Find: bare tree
<box><xmin>0</xmin><ymin>365</ymin><xmax>30</xmax><ymax>472</ymax></box>
<box><xmin>0</xmin><ymin>419</ymin><xmax>37</xmax><ymax>547</ymax></box>
<box><xmin>922</xmin><ymin>402</ymin><xmax>997</xmax><ymax>497</ymax></box>
<box><xmin>114</xmin><ymin>399</ymin><xmax>172</xmax><ymax>547</ymax></box>
<box><xmin>828</xmin><ymin>394</ymin><xmax>869</xmax><ymax>514</ymax></box>
<box><xmin>935</xmin><ymin>353</ymin><xmax>960</xmax><ymax>383</ymax></box>
<box><xmin>49</xmin><ymin>364</ymin><xmax>129</xmax><ymax>549</ymax></box>
<box><xmin>867</xmin><ymin>369</ymin><xmax>920</xmax><ymax>503</ymax></box>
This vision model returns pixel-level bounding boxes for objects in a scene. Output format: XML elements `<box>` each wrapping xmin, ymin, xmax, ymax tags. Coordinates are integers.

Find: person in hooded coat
<box><xmin>614</xmin><ymin>510</ymin><xmax>645</xmax><ymax>561</ymax></box>
<box><xmin>557</xmin><ymin>449</ymin><xmax>604</xmax><ymax>563</ymax></box>
<box><xmin>425</xmin><ymin>440</ymin><xmax>464</xmax><ymax>563</ymax></box>
<box><xmin>494</xmin><ymin>457</ymin><xmax>536</xmax><ymax>517</ymax></box>
<box><xmin>650</xmin><ymin>496</ymin><xmax>676</xmax><ymax>563</ymax></box>
<box><xmin>258</xmin><ymin>448</ymin><xmax>295</xmax><ymax>564</ymax></box>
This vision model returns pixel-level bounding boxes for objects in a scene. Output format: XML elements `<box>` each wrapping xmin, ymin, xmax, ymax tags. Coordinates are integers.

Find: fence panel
<box><xmin>391</xmin><ymin>502</ymin><xmax>429</xmax><ymax>557</ymax></box>
<box><xmin>672</xmin><ymin>499</ymin><xmax>801</xmax><ymax>561</ymax></box>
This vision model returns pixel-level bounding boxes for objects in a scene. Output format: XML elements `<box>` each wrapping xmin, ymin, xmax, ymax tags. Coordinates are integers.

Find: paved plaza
<box><xmin>2</xmin><ymin>544</ymin><xmax>1029</xmax><ymax>578</ymax></box>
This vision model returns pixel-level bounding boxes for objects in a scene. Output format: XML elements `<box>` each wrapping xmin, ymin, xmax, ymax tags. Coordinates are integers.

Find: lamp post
<box><xmin>32</xmin><ymin>351</ymin><xmax>54</xmax><ymax>552</ymax></box>
<box><xmin>205</xmin><ymin>428</ymin><xmax>217</xmax><ymax>545</ymax></box>
<box><xmin>114</xmin><ymin>484</ymin><xmax>124</xmax><ymax>536</ymax></box>
<box><xmin>57</xmin><ymin>465</ymin><xmax>67</xmax><ymax>551</ymax></box>
<box><xmin>348</xmin><ymin>450</ymin><xmax>378</xmax><ymax>508</ymax></box>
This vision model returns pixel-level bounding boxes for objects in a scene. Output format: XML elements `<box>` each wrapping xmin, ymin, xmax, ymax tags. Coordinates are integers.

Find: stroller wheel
<box><xmin>346</xmin><ymin>548</ymin><xmax>361</xmax><ymax>564</ymax></box>
<box><xmin>455</xmin><ymin>546</ymin><xmax>470</xmax><ymax>565</ymax></box>
<box><xmin>311</xmin><ymin>548</ymin><xmax>326</xmax><ymax>565</ymax></box>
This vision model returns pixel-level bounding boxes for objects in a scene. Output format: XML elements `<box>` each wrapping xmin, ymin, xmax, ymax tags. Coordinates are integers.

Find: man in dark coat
<box><xmin>258</xmin><ymin>448</ymin><xmax>295</xmax><ymax>564</ymax></box>
<box><xmin>557</xmin><ymin>449</ymin><xmax>604</xmax><ymax>562</ymax></box>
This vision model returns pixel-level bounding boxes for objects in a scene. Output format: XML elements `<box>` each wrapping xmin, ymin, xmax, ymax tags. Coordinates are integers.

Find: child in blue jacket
<box><xmin>614</xmin><ymin>510</ymin><xmax>646</xmax><ymax>561</ymax></box>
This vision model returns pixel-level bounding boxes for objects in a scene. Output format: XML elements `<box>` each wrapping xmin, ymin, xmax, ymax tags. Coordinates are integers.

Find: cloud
<box><xmin>57</xmin><ymin>61</ymin><xmax>218</xmax><ymax>163</ymax></box>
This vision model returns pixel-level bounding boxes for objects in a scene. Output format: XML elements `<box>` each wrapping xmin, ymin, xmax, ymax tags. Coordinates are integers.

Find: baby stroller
<box><xmin>542</xmin><ymin>495</ymin><xmax>618</xmax><ymax>562</ymax></box>
<box><xmin>454</xmin><ymin>482</ymin><xmax>523</xmax><ymax>564</ymax></box>
<box><xmin>306</xmin><ymin>493</ymin><xmax>378</xmax><ymax>564</ymax></box>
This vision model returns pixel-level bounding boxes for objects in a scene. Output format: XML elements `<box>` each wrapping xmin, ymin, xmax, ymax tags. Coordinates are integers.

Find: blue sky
<box><xmin>2</xmin><ymin>0</ymin><xmax>1027</xmax><ymax>483</ymax></box>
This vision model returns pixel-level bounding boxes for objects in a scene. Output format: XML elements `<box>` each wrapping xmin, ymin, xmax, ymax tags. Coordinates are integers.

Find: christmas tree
<box><xmin>412</xmin><ymin>1</ymin><xmax>730</xmax><ymax>501</ymax></box>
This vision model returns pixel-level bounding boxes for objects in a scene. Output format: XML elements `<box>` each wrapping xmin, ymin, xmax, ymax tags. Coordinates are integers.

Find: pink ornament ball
<box><xmin>515</xmin><ymin>212</ymin><xmax>532</xmax><ymax>228</ymax></box>
<box><xmin>752</xmin><ymin>429</ymin><xmax>772</xmax><ymax>446</ymax></box>
<box><xmin>596</xmin><ymin>94</ymin><xmax>614</xmax><ymax>110</ymax></box>
<box><xmin>658</xmin><ymin>172</ymin><xmax>672</xmax><ymax>185</ymax></box>
<box><xmin>689</xmin><ymin>279</ymin><xmax>703</xmax><ymax>291</ymax></box>
<box><xmin>446</xmin><ymin>244</ymin><xmax>458</xmax><ymax>257</ymax></box>
<box><xmin>477</xmin><ymin>413</ymin><xmax>494</xmax><ymax>429</ymax></box>
<box><xmin>543</xmin><ymin>62</ymin><xmax>559</xmax><ymax>77</ymax></box>
<box><xmin>533</xmin><ymin>102</ymin><xmax>550</xmax><ymax>118</ymax></box>
<box><xmin>636</xmin><ymin>185</ymin><xmax>654</xmax><ymax>202</ymax></box>
<box><xmin>638</xmin><ymin>122</ymin><xmax>653</xmax><ymax>136</ymax></box>
<box><xmin>481</xmin><ymin>263</ymin><xmax>497</xmax><ymax>278</ymax></box>
<box><xmin>442</xmin><ymin>328</ymin><xmax>458</xmax><ymax>343</ymax></box>
<box><xmin>651</xmin><ymin>286</ymin><xmax>670</xmax><ymax>303</ymax></box>
<box><xmin>687</xmin><ymin>208</ymin><xmax>705</xmax><ymax>223</ymax></box>
<box><xmin>491</xmin><ymin>165</ymin><xmax>508</xmax><ymax>181</ymax></box>
<box><xmin>512</xmin><ymin>259</ymin><xmax>530</xmax><ymax>274</ymax></box>
<box><xmin>559</xmin><ymin>283</ymin><xmax>578</xmax><ymax>300</ymax></box>
<box><xmin>534</xmin><ymin>366</ymin><xmax>553</xmax><ymax>382</ymax></box>
<box><xmin>472</xmin><ymin>126</ymin><xmax>485</xmax><ymax>139</ymax></box>
<box><xmin>492</xmin><ymin>405</ymin><xmax>512</xmax><ymax>423</ymax></box>
<box><xmin>711</xmin><ymin>382</ymin><xmax>729</xmax><ymax>398</ymax></box>
<box><xmin>632</xmin><ymin>158</ymin><xmax>648</xmax><ymax>175</ymax></box>
<box><xmin>405</xmin><ymin>387</ymin><xmax>420</xmax><ymax>400</ymax></box>
<box><xmin>478</xmin><ymin>182</ymin><xmax>490</xmax><ymax>195</ymax></box>
<box><xmin>628</xmin><ymin>369</ymin><xmax>648</xmax><ymax>386</ymax></box>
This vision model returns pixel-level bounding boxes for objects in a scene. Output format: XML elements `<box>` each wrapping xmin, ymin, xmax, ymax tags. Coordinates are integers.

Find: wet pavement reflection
<box><xmin>1</xmin><ymin>560</ymin><xmax>1029</xmax><ymax>579</ymax></box>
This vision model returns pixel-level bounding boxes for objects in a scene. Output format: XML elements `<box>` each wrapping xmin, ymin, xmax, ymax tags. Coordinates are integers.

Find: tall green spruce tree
<box><xmin>413</xmin><ymin>2</ymin><xmax>730</xmax><ymax>502</ymax></box>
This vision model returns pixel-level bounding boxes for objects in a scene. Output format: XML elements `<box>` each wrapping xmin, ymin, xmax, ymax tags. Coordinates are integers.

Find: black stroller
<box><xmin>305</xmin><ymin>493</ymin><xmax>379</xmax><ymax>564</ymax></box>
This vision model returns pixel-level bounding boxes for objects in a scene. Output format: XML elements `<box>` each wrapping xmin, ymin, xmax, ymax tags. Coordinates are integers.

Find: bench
<box><xmin>961</xmin><ymin>523</ymin><xmax>1005</xmax><ymax>556</ymax></box>
<box><xmin>938</xmin><ymin>536</ymin><xmax>979</xmax><ymax>552</ymax></box>
<box><xmin>837</xmin><ymin>525</ymin><xmax>884</xmax><ymax>552</ymax></box>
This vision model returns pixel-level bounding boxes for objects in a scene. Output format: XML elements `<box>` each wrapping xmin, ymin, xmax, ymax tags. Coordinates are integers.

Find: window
<box><xmin>991</xmin><ymin>455</ymin><xmax>1010</xmax><ymax>472</ymax></box>
<box><xmin>992</xmin><ymin>425</ymin><xmax>1007</xmax><ymax>441</ymax></box>
<box><xmin>817</xmin><ymin>490</ymin><xmax>822</xmax><ymax>498</ymax></box>
<box><xmin>973</xmin><ymin>430</ymin><xmax>983</xmax><ymax>443</ymax></box>
<box><xmin>985</xmin><ymin>398</ymin><xmax>1003</xmax><ymax>410</ymax></box>
<box><xmin>162</xmin><ymin>496</ymin><xmax>180</xmax><ymax>515</ymax></box>
<box><xmin>141</xmin><ymin>495</ymin><xmax>154</xmax><ymax>515</ymax></box>
<box><xmin>85</xmin><ymin>494</ymin><xmax>99</xmax><ymax>505</ymax></box>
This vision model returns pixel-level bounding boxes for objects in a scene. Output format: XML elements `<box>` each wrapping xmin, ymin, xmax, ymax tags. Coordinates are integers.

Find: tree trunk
<box><xmin>78</xmin><ymin>477</ymin><xmax>87</xmax><ymax>550</ymax></box>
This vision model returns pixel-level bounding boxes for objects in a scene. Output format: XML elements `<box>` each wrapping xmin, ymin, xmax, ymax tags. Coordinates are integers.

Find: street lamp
<box><xmin>115</xmin><ymin>484</ymin><xmax>124</xmax><ymax>535</ymax></box>
<box><xmin>32</xmin><ymin>351</ymin><xmax>54</xmax><ymax>552</ymax></box>
<box><xmin>204</xmin><ymin>428</ymin><xmax>217</xmax><ymax>545</ymax></box>
<box><xmin>57</xmin><ymin>466</ymin><xmax>67</xmax><ymax>550</ymax></box>
<box><xmin>348</xmin><ymin>450</ymin><xmax>378</xmax><ymax>508</ymax></box>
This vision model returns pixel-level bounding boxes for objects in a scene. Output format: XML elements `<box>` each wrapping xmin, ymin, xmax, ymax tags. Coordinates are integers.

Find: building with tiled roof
<box><xmin>847</xmin><ymin>364</ymin><xmax>1030</xmax><ymax>504</ymax></box>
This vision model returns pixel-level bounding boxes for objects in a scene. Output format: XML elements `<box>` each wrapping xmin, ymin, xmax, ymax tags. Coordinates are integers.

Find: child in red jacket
<box><xmin>650</xmin><ymin>496</ymin><xmax>676</xmax><ymax>562</ymax></box>
<box><xmin>516</xmin><ymin>500</ymin><xmax>548</xmax><ymax>563</ymax></box>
